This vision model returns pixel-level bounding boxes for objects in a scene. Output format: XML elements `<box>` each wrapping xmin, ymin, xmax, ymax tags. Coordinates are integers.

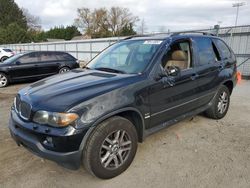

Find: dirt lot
<box><xmin>0</xmin><ymin>81</ymin><xmax>249</xmax><ymax>188</ymax></box>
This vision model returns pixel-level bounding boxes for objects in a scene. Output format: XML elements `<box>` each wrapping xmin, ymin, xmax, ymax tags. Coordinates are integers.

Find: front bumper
<box><xmin>9</xmin><ymin>111</ymin><xmax>84</xmax><ymax>170</ymax></box>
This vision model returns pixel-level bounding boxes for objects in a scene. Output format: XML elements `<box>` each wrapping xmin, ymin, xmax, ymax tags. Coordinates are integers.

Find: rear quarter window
<box><xmin>213</xmin><ymin>39</ymin><xmax>232</xmax><ymax>60</ymax></box>
<box><xmin>56</xmin><ymin>52</ymin><xmax>75</xmax><ymax>61</ymax></box>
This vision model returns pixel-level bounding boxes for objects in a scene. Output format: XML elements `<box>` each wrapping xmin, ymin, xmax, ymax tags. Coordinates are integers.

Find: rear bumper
<box><xmin>9</xmin><ymin>117</ymin><xmax>82</xmax><ymax>170</ymax></box>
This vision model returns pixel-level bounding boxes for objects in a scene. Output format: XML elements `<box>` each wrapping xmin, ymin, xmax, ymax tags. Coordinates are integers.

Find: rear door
<box><xmin>192</xmin><ymin>37</ymin><xmax>223</xmax><ymax>107</ymax></box>
<box><xmin>37</xmin><ymin>52</ymin><xmax>60</xmax><ymax>75</ymax></box>
<box><xmin>9</xmin><ymin>52</ymin><xmax>40</xmax><ymax>80</ymax></box>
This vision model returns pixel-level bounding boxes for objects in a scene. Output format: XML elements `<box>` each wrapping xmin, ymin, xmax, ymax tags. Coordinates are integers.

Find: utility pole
<box><xmin>233</xmin><ymin>2</ymin><xmax>246</xmax><ymax>27</ymax></box>
<box><xmin>230</xmin><ymin>2</ymin><xmax>246</xmax><ymax>46</ymax></box>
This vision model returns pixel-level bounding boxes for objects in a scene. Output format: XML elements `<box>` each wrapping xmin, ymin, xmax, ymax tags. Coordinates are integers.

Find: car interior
<box><xmin>162</xmin><ymin>41</ymin><xmax>192</xmax><ymax>73</ymax></box>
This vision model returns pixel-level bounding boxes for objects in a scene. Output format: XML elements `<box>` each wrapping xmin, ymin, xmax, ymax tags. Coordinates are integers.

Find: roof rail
<box><xmin>122</xmin><ymin>31</ymin><xmax>215</xmax><ymax>40</ymax></box>
<box><xmin>122</xmin><ymin>33</ymin><xmax>171</xmax><ymax>40</ymax></box>
<box><xmin>170</xmin><ymin>31</ymin><xmax>216</xmax><ymax>37</ymax></box>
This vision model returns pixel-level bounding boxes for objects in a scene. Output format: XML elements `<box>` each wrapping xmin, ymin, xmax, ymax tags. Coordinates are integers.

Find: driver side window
<box><xmin>161</xmin><ymin>40</ymin><xmax>192</xmax><ymax>72</ymax></box>
<box><xmin>19</xmin><ymin>53</ymin><xmax>39</xmax><ymax>64</ymax></box>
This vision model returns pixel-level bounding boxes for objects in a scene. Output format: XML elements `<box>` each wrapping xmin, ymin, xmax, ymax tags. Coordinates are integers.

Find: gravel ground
<box><xmin>0</xmin><ymin>81</ymin><xmax>249</xmax><ymax>188</ymax></box>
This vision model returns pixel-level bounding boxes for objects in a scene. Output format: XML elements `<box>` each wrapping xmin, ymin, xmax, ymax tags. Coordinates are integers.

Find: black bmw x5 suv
<box><xmin>9</xmin><ymin>33</ymin><xmax>237</xmax><ymax>179</ymax></box>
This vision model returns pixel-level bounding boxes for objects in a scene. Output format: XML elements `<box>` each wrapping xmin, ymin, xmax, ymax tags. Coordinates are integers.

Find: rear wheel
<box><xmin>205</xmin><ymin>85</ymin><xmax>230</xmax><ymax>119</ymax></box>
<box><xmin>0</xmin><ymin>73</ymin><xmax>9</xmax><ymax>88</ymax></box>
<box><xmin>59</xmin><ymin>67</ymin><xmax>70</xmax><ymax>74</ymax></box>
<box><xmin>83</xmin><ymin>116</ymin><xmax>138</xmax><ymax>179</ymax></box>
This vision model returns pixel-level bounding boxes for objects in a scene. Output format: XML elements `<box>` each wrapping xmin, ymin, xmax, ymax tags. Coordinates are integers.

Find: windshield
<box><xmin>2</xmin><ymin>53</ymin><xmax>22</xmax><ymax>64</ymax></box>
<box><xmin>87</xmin><ymin>40</ymin><xmax>162</xmax><ymax>74</ymax></box>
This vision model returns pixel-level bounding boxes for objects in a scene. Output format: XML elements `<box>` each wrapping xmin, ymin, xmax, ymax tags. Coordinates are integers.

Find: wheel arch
<box><xmin>79</xmin><ymin>107</ymin><xmax>145</xmax><ymax>151</ymax></box>
<box><xmin>0</xmin><ymin>56</ymin><xmax>9</xmax><ymax>61</ymax></box>
<box><xmin>222</xmin><ymin>80</ymin><xmax>234</xmax><ymax>95</ymax></box>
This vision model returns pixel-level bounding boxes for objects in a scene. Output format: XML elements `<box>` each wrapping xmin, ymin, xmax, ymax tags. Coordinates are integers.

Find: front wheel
<box><xmin>205</xmin><ymin>85</ymin><xmax>230</xmax><ymax>119</ymax></box>
<box><xmin>83</xmin><ymin>116</ymin><xmax>138</xmax><ymax>179</ymax></box>
<box><xmin>0</xmin><ymin>73</ymin><xmax>9</xmax><ymax>88</ymax></box>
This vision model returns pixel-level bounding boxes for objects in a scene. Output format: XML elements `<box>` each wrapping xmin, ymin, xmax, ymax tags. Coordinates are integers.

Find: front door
<box><xmin>148</xmin><ymin>39</ymin><xmax>199</xmax><ymax>128</ymax></box>
<box><xmin>9</xmin><ymin>52</ymin><xmax>40</xmax><ymax>80</ymax></box>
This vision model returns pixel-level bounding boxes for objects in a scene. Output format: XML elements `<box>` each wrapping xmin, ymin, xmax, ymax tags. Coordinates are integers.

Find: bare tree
<box><xmin>108</xmin><ymin>7</ymin><xmax>139</xmax><ymax>36</ymax></box>
<box><xmin>137</xmin><ymin>18</ymin><xmax>147</xmax><ymax>34</ymax></box>
<box><xmin>74</xmin><ymin>7</ymin><xmax>139</xmax><ymax>37</ymax></box>
<box><xmin>92</xmin><ymin>8</ymin><xmax>109</xmax><ymax>36</ymax></box>
<box><xmin>22</xmin><ymin>8</ymin><xmax>41</xmax><ymax>31</ymax></box>
<box><xmin>74</xmin><ymin>8</ymin><xmax>92</xmax><ymax>34</ymax></box>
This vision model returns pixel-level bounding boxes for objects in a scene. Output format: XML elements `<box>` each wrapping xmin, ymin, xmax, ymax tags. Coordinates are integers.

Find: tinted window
<box><xmin>213</xmin><ymin>39</ymin><xmax>231</xmax><ymax>59</ymax></box>
<box><xmin>195</xmin><ymin>38</ymin><xmax>217</xmax><ymax>65</ymax></box>
<box><xmin>56</xmin><ymin>52</ymin><xmax>74</xmax><ymax>61</ymax></box>
<box><xmin>3</xmin><ymin>49</ymin><xmax>13</xmax><ymax>52</ymax></box>
<box><xmin>40</xmin><ymin>52</ymin><xmax>57</xmax><ymax>61</ymax></box>
<box><xmin>18</xmin><ymin>53</ymin><xmax>39</xmax><ymax>64</ymax></box>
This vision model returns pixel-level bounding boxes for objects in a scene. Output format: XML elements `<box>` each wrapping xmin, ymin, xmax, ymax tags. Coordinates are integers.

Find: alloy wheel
<box><xmin>217</xmin><ymin>91</ymin><xmax>228</xmax><ymax>114</ymax></box>
<box><xmin>99</xmin><ymin>130</ymin><xmax>132</xmax><ymax>170</ymax></box>
<box><xmin>0</xmin><ymin>74</ymin><xmax>7</xmax><ymax>87</ymax></box>
<box><xmin>59</xmin><ymin>67</ymin><xmax>70</xmax><ymax>73</ymax></box>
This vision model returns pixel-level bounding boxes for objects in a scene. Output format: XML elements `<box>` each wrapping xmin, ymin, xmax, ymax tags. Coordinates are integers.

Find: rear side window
<box><xmin>40</xmin><ymin>52</ymin><xmax>57</xmax><ymax>61</ymax></box>
<box><xmin>195</xmin><ymin>37</ymin><xmax>217</xmax><ymax>65</ymax></box>
<box><xmin>213</xmin><ymin>39</ymin><xmax>231</xmax><ymax>59</ymax></box>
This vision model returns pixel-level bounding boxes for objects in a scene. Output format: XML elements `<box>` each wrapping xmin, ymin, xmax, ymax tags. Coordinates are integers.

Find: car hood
<box><xmin>19</xmin><ymin>69</ymin><xmax>141</xmax><ymax>112</ymax></box>
<box><xmin>0</xmin><ymin>63</ymin><xmax>9</xmax><ymax>67</ymax></box>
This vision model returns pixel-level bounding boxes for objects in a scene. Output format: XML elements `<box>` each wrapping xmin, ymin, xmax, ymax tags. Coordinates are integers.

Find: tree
<box><xmin>74</xmin><ymin>7</ymin><xmax>139</xmax><ymax>38</ymax></box>
<box><xmin>108</xmin><ymin>7</ymin><xmax>139</xmax><ymax>36</ymax></box>
<box><xmin>64</xmin><ymin>26</ymin><xmax>82</xmax><ymax>40</ymax></box>
<box><xmin>0</xmin><ymin>23</ymin><xmax>29</xmax><ymax>44</ymax></box>
<box><xmin>120</xmin><ymin>23</ymin><xmax>136</xmax><ymax>36</ymax></box>
<box><xmin>22</xmin><ymin>8</ymin><xmax>41</xmax><ymax>31</ymax></box>
<box><xmin>0</xmin><ymin>0</ymin><xmax>27</xmax><ymax>29</ymax></box>
<box><xmin>74</xmin><ymin>8</ymin><xmax>92</xmax><ymax>34</ymax></box>
<box><xmin>45</xmin><ymin>26</ymin><xmax>81</xmax><ymax>40</ymax></box>
<box><xmin>137</xmin><ymin>18</ymin><xmax>147</xmax><ymax>34</ymax></box>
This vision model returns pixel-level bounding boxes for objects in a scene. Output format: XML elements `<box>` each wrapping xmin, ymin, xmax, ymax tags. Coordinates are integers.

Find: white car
<box><xmin>0</xmin><ymin>48</ymin><xmax>14</xmax><ymax>62</ymax></box>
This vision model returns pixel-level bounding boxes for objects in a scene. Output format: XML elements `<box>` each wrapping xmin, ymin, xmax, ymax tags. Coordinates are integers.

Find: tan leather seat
<box><xmin>165</xmin><ymin>50</ymin><xmax>188</xmax><ymax>70</ymax></box>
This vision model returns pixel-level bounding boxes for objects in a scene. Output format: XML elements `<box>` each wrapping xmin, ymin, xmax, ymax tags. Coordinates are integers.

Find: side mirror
<box><xmin>15</xmin><ymin>61</ymin><xmax>21</xmax><ymax>65</ymax></box>
<box><xmin>166</xmin><ymin>66</ymin><xmax>180</xmax><ymax>77</ymax></box>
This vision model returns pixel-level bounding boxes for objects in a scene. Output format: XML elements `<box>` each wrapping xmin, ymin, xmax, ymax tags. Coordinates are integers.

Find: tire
<box><xmin>205</xmin><ymin>85</ymin><xmax>230</xmax><ymax>119</ymax></box>
<box><xmin>59</xmin><ymin>67</ymin><xmax>70</xmax><ymax>74</ymax></box>
<box><xmin>83</xmin><ymin>116</ymin><xmax>138</xmax><ymax>179</ymax></box>
<box><xmin>1</xmin><ymin>56</ymin><xmax>8</xmax><ymax>62</ymax></box>
<box><xmin>0</xmin><ymin>73</ymin><xmax>9</xmax><ymax>88</ymax></box>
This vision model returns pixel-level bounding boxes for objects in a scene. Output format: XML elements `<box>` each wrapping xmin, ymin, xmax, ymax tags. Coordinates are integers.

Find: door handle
<box><xmin>191</xmin><ymin>74</ymin><xmax>199</xmax><ymax>80</ymax></box>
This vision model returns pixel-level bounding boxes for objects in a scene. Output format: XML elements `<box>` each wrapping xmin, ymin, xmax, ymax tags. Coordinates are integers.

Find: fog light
<box><xmin>43</xmin><ymin>137</ymin><xmax>54</xmax><ymax>147</ymax></box>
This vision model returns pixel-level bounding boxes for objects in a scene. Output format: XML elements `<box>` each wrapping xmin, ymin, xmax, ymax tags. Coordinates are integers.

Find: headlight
<box><xmin>33</xmin><ymin>110</ymin><xmax>79</xmax><ymax>127</ymax></box>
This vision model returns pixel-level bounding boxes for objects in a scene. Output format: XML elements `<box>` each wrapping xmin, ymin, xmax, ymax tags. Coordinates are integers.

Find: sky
<box><xmin>15</xmin><ymin>0</ymin><xmax>250</xmax><ymax>33</ymax></box>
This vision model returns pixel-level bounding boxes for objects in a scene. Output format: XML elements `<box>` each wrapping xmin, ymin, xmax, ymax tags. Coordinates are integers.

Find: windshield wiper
<box><xmin>94</xmin><ymin>67</ymin><xmax>126</xmax><ymax>74</ymax></box>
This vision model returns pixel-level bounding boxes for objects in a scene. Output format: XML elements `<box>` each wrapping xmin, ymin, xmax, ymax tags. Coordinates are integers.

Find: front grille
<box><xmin>15</xmin><ymin>95</ymin><xmax>32</xmax><ymax>120</ymax></box>
<box><xmin>15</xmin><ymin>95</ymin><xmax>21</xmax><ymax>112</ymax></box>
